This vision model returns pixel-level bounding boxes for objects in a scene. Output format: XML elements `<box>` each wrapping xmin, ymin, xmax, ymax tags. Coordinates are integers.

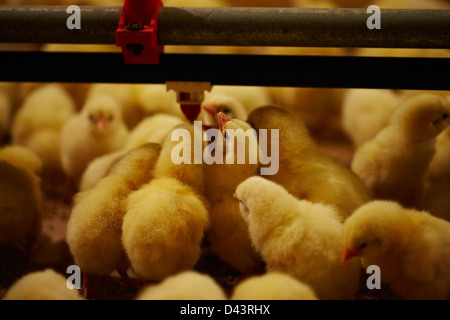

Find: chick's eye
<box><xmin>89</xmin><ymin>115</ymin><xmax>95</xmax><ymax>122</ymax></box>
<box><xmin>108</xmin><ymin>115</ymin><xmax>114</xmax><ymax>122</ymax></box>
<box><xmin>219</xmin><ymin>107</ymin><xmax>233</xmax><ymax>118</ymax></box>
<box><xmin>443</xmin><ymin>113</ymin><xmax>449</xmax><ymax>120</ymax></box>
<box><xmin>359</xmin><ymin>243</ymin><xmax>367</xmax><ymax>249</ymax></box>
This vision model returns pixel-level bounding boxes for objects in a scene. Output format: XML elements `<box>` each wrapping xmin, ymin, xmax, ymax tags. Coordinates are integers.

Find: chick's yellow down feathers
<box><xmin>136</xmin><ymin>271</ymin><xmax>227</xmax><ymax>300</ymax></box>
<box><xmin>125</xmin><ymin>113</ymin><xmax>187</xmax><ymax>151</ymax></box>
<box><xmin>421</xmin><ymin>127</ymin><xmax>450</xmax><ymax>221</ymax></box>
<box><xmin>341</xmin><ymin>89</ymin><xmax>402</xmax><ymax>148</ymax></box>
<box><xmin>3</xmin><ymin>269</ymin><xmax>85</xmax><ymax>300</ymax></box>
<box><xmin>231</xmin><ymin>272</ymin><xmax>319</xmax><ymax>300</ymax></box>
<box><xmin>351</xmin><ymin>94</ymin><xmax>450</xmax><ymax>208</ymax></box>
<box><xmin>86</xmin><ymin>83</ymin><xmax>144</xmax><ymax>129</ymax></box>
<box><xmin>79</xmin><ymin>149</ymin><xmax>128</xmax><ymax>191</ymax></box>
<box><xmin>343</xmin><ymin>200</ymin><xmax>450</xmax><ymax>300</ymax></box>
<box><xmin>0</xmin><ymin>90</ymin><xmax>11</xmax><ymax>143</ymax></box>
<box><xmin>66</xmin><ymin>143</ymin><xmax>161</xmax><ymax>282</ymax></box>
<box><xmin>11</xmin><ymin>83</ymin><xmax>76</xmax><ymax>193</ymax></box>
<box><xmin>235</xmin><ymin>176</ymin><xmax>361</xmax><ymax>300</ymax></box>
<box><xmin>122</xmin><ymin>124</ymin><xmax>209</xmax><ymax>281</ymax></box>
<box><xmin>248</xmin><ymin>106</ymin><xmax>372</xmax><ymax>219</ymax></box>
<box><xmin>0</xmin><ymin>146</ymin><xmax>43</xmax><ymax>251</ymax></box>
<box><xmin>205</xmin><ymin>115</ymin><xmax>264</xmax><ymax>274</ymax></box>
<box><xmin>60</xmin><ymin>94</ymin><xmax>129</xmax><ymax>186</ymax></box>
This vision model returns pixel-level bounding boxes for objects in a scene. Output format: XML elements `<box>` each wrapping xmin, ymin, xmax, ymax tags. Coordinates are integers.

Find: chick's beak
<box><xmin>203</xmin><ymin>102</ymin><xmax>217</xmax><ymax>116</ymax></box>
<box><xmin>96</xmin><ymin>117</ymin><xmax>107</xmax><ymax>132</ymax></box>
<box><xmin>233</xmin><ymin>193</ymin><xmax>240</xmax><ymax>201</ymax></box>
<box><xmin>218</xmin><ymin>112</ymin><xmax>232</xmax><ymax>132</ymax></box>
<box><xmin>342</xmin><ymin>247</ymin><xmax>360</xmax><ymax>262</ymax></box>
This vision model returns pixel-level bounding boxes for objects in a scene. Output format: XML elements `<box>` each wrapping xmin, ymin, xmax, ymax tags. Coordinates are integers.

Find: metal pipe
<box><xmin>0</xmin><ymin>6</ymin><xmax>449</xmax><ymax>48</ymax></box>
<box><xmin>0</xmin><ymin>51</ymin><xmax>449</xmax><ymax>90</ymax></box>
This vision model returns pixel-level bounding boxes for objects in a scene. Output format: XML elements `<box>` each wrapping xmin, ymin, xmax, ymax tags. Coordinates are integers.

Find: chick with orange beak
<box><xmin>343</xmin><ymin>200</ymin><xmax>450</xmax><ymax>300</ymax></box>
<box><xmin>204</xmin><ymin>112</ymin><xmax>264</xmax><ymax>277</ymax></box>
<box><xmin>60</xmin><ymin>94</ymin><xmax>129</xmax><ymax>188</ymax></box>
<box><xmin>201</xmin><ymin>92</ymin><xmax>248</xmax><ymax>129</ymax></box>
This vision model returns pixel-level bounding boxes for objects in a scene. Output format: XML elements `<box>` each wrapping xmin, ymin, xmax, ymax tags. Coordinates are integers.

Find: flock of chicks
<box><xmin>1</xmin><ymin>0</ymin><xmax>450</xmax><ymax>301</ymax></box>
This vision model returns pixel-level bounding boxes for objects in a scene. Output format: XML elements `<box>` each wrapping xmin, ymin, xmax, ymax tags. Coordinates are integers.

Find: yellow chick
<box><xmin>234</xmin><ymin>176</ymin><xmax>361</xmax><ymax>300</ymax></box>
<box><xmin>136</xmin><ymin>271</ymin><xmax>227</xmax><ymax>300</ymax></box>
<box><xmin>341</xmin><ymin>89</ymin><xmax>402</xmax><ymax>148</ymax></box>
<box><xmin>66</xmin><ymin>143</ymin><xmax>161</xmax><ymax>296</ymax></box>
<box><xmin>248</xmin><ymin>106</ymin><xmax>373</xmax><ymax>219</ymax></box>
<box><xmin>205</xmin><ymin>86</ymin><xmax>273</xmax><ymax>115</ymax></box>
<box><xmin>201</xmin><ymin>92</ymin><xmax>248</xmax><ymax>129</ymax></box>
<box><xmin>0</xmin><ymin>90</ymin><xmax>11</xmax><ymax>143</ymax></box>
<box><xmin>421</xmin><ymin>127</ymin><xmax>450</xmax><ymax>221</ymax></box>
<box><xmin>60</xmin><ymin>94</ymin><xmax>129</xmax><ymax>187</ymax></box>
<box><xmin>11</xmin><ymin>83</ymin><xmax>77</xmax><ymax>195</ymax></box>
<box><xmin>3</xmin><ymin>269</ymin><xmax>85</xmax><ymax>300</ymax></box>
<box><xmin>0</xmin><ymin>144</ymin><xmax>43</xmax><ymax>180</ymax></box>
<box><xmin>134</xmin><ymin>84</ymin><xmax>185</xmax><ymax>119</ymax></box>
<box><xmin>86</xmin><ymin>83</ymin><xmax>144</xmax><ymax>129</ymax></box>
<box><xmin>79</xmin><ymin>149</ymin><xmax>128</xmax><ymax>192</ymax></box>
<box><xmin>427</xmin><ymin>126</ymin><xmax>450</xmax><ymax>178</ymax></box>
<box><xmin>122</xmin><ymin>124</ymin><xmax>209</xmax><ymax>281</ymax></box>
<box><xmin>343</xmin><ymin>200</ymin><xmax>450</xmax><ymax>300</ymax></box>
<box><xmin>0</xmin><ymin>146</ymin><xmax>43</xmax><ymax>252</ymax></box>
<box><xmin>205</xmin><ymin>113</ymin><xmax>264</xmax><ymax>275</ymax></box>
<box><xmin>351</xmin><ymin>94</ymin><xmax>450</xmax><ymax>209</ymax></box>
<box><xmin>231</xmin><ymin>272</ymin><xmax>319</xmax><ymax>300</ymax></box>
<box><xmin>125</xmin><ymin>113</ymin><xmax>187</xmax><ymax>151</ymax></box>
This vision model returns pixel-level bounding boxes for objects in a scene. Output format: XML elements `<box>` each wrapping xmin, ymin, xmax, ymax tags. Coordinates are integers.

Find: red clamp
<box><xmin>116</xmin><ymin>0</ymin><xmax>163</xmax><ymax>64</ymax></box>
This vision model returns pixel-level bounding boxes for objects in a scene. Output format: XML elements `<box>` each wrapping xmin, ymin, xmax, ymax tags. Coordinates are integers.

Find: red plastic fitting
<box><xmin>116</xmin><ymin>0</ymin><xmax>163</xmax><ymax>64</ymax></box>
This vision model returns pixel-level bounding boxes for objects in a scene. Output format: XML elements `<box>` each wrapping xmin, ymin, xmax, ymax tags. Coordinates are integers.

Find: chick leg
<box><xmin>117</xmin><ymin>267</ymin><xmax>136</xmax><ymax>293</ymax></box>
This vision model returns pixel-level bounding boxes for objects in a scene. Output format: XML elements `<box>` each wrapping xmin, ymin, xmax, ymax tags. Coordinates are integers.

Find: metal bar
<box><xmin>0</xmin><ymin>6</ymin><xmax>449</xmax><ymax>48</ymax></box>
<box><xmin>0</xmin><ymin>51</ymin><xmax>449</xmax><ymax>90</ymax></box>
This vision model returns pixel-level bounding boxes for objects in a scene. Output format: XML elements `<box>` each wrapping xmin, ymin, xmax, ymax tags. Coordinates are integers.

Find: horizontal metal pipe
<box><xmin>0</xmin><ymin>6</ymin><xmax>449</xmax><ymax>48</ymax></box>
<box><xmin>0</xmin><ymin>51</ymin><xmax>449</xmax><ymax>90</ymax></box>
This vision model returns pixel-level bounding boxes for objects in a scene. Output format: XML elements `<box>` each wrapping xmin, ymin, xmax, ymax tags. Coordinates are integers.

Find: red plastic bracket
<box><xmin>116</xmin><ymin>0</ymin><xmax>163</xmax><ymax>64</ymax></box>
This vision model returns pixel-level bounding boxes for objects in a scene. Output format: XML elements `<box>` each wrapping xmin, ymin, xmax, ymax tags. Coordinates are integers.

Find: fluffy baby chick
<box><xmin>234</xmin><ymin>176</ymin><xmax>361</xmax><ymax>300</ymax></box>
<box><xmin>248</xmin><ymin>106</ymin><xmax>372</xmax><ymax>219</ymax></box>
<box><xmin>11</xmin><ymin>83</ymin><xmax>77</xmax><ymax>195</ymax></box>
<box><xmin>343</xmin><ymin>200</ymin><xmax>450</xmax><ymax>300</ymax></box>
<box><xmin>0</xmin><ymin>90</ymin><xmax>11</xmax><ymax>143</ymax></box>
<box><xmin>136</xmin><ymin>271</ymin><xmax>227</xmax><ymax>300</ymax></box>
<box><xmin>134</xmin><ymin>84</ymin><xmax>185</xmax><ymax>119</ymax></box>
<box><xmin>122</xmin><ymin>124</ymin><xmax>209</xmax><ymax>281</ymax></box>
<box><xmin>86</xmin><ymin>83</ymin><xmax>143</xmax><ymax>129</ymax></box>
<box><xmin>231</xmin><ymin>272</ymin><xmax>319</xmax><ymax>300</ymax></box>
<box><xmin>60</xmin><ymin>94</ymin><xmax>129</xmax><ymax>187</ymax></box>
<box><xmin>352</xmin><ymin>94</ymin><xmax>450</xmax><ymax>209</ymax></box>
<box><xmin>205</xmin><ymin>86</ymin><xmax>273</xmax><ymax>115</ymax></box>
<box><xmin>125</xmin><ymin>113</ymin><xmax>187</xmax><ymax>151</ymax></box>
<box><xmin>421</xmin><ymin>127</ymin><xmax>450</xmax><ymax>221</ymax></box>
<box><xmin>204</xmin><ymin>113</ymin><xmax>264</xmax><ymax>275</ymax></box>
<box><xmin>341</xmin><ymin>89</ymin><xmax>402</xmax><ymax>148</ymax></box>
<box><xmin>0</xmin><ymin>145</ymin><xmax>42</xmax><ymax>177</ymax></box>
<box><xmin>0</xmin><ymin>146</ymin><xmax>43</xmax><ymax>252</ymax></box>
<box><xmin>3</xmin><ymin>269</ymin><xmax>85</xmax><ymax>300</ymax></box>
<box><xmin>79</xmin><ymin>149</ymin><xmax>128</xmax><ymax>191</ymax></box>
<box><xmin>201</xmin><ymin>92</ymin><xmax>248</xmax><ymax>129</ymax></box>
<box><xmin>66</xmin><ymin>143</ymin><xmax>161</xmax><ymax>296</ymax></box>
